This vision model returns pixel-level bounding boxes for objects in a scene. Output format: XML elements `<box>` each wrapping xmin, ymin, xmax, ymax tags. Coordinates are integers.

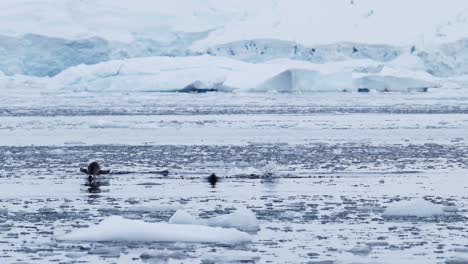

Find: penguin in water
<box><xmin>207</xmin><ymin>173</ymin><xmax>219</xmax><ymax>188</ymax></box>
<box><xmin>80</xmin><ymin>161</ymin><xmax>110</xmax><ymax>183</ymax></box>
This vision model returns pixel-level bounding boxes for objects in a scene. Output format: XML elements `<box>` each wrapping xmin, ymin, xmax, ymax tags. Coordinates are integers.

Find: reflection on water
<box><xmin>261</xmin><ymin>173</ymin><xmax>279</xmax><ymax>191</ymax></box>
<box><xmin>88</xmin><ymin>185</ymin><xmax>102</xmax><ymax>194</ymax></box>
<box><xmin>84</xmin><ymin>176</ymin><xmax>110</xmax><ymax>194</ymax></box>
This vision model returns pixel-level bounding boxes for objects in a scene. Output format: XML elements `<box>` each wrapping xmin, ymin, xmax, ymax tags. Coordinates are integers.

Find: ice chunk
<box><xmin>46</xmin><ymin>149</ymin><xmax>65</xmax><ymax>155</ymax></box>
<box><xmin>205</xmin><ymin>207</ymin><xmax>260</xmax><ymax>232</ymax></box>
<box><xmin>57</xmin><ymin>216</ymin><xmax>251</xmax><ymax>243</ymax></box>
<box><xmin>168</xmin><ymin>207</ymin><xmax>260</xmax><ymax>232</ymax></box>
<box><xmin>254</xmin><ymin>68</ymin><xmax>354</xmax><ymax>93</ymax></box>
<box><xmin>169</xmin><ymin>210</ymin><xmax>198</xmax><ymax>225</ymax></box>
<box><xmin>51</xmin><ymin>55</ymin><xmax>234</xmax><ymax>92</ymax></box>
<box><xmin>254</xmin><ymin>69</ymin><xmax>319</xmax><ymax>93</ymax></box>
<box><xmin>348</xmin><ymin>245</ymin><xmax>372</xmax><ymax>256</ymax></box>
<box><xmin>383</xmin><ymin>198</ymin><xmax>444</xmax><ymax>218</ymax></box>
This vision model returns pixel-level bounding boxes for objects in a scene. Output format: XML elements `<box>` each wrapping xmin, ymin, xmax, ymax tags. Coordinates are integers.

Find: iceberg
<box><xmin>57</xmin><ymin>216</ymin><xmax>251</xmax><ymax>243</ymax></box>
<box><xmin>0</xmin><ymin>53</ymin><xmax>440</xmax><ymax>93</ymax></box>
<box><xmin>253</xmin><ymin>69</ymin><xmax>354</xmax><ymax>93</ymax></box>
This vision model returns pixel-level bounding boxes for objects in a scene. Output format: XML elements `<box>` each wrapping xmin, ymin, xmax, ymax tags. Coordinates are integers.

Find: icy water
<box><xmin>1</xmin><ymin>91</ymin><xmax>468</xmax><ymax>264</ymax></box>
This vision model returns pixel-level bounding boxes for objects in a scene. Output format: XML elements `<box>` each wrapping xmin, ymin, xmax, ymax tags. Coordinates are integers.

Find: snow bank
<box><xmin>57</xmin><ymin>216</ymin><xmax>251</xmax><ymax>243</ymax></box>
<box><xmin>383</xmin><ymin>199</ymin><xmax>444</xmax><ymax>218</ymax></box>
<box><xmin>169</xmin><ymin>207</ymin><xmax>260</xmax><ymax>232</ymax></box>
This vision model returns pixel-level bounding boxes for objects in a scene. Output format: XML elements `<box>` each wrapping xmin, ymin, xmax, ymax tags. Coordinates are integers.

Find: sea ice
<box><xmin>205</xmin><ymin>207</ymin><xmax>260</xmax><ymax>232</ymax></box>
<box><xmin>169</xmin><ymin>207</ymin><xmax>260</xmax><ymax>232</ymax></box>
<box><xmin>382</xmin><ymin>198</ymin><xmax>444</xmax><ymax>218</ymax></box>
<box><xmin>57</xmin><ymin>216</ymin><xmax>251</xmax><ymax>243</ymax></box>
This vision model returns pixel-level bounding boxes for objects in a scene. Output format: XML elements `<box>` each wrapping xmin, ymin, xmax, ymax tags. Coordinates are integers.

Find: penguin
<box><xmin>207</xmin><ymin>173</ymin><xmax>219</xmax><ymax>188</ymax></box>
<box><xmin>80</xmin><ymin>161</ymin><xmax>110</xmax><ymax>183</ymax></box>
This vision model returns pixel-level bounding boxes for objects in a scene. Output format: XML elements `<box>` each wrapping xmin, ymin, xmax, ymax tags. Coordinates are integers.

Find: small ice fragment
<box><xmin>348</xmin><ymin>245</ymin><xmax>372</xmax><ymax>255</ymax></box>
<box><xmin>169</xmin><ymin>210</ymin><xmax>199</xmax><ymax>225</ymax></box>
<box><xmin>383</xmin><ymin>198</ymin><xmax>444</xmax><ymax>218</ymax></box>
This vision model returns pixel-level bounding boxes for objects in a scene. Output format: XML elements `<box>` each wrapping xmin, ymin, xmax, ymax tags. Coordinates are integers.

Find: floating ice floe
<box><xmin>46</xmin><ymin>148</ymin><xmax>66</xmax><ymax>155</ymax></box>
<box><xmin>57</xmin><ymin>216</ymin><xmax>251</xmax><ymax>243</ymax></box>
<box><xmin>205</xmin><ymin>207</ymin><xmax>259</xmax><ymax>232</ymax></box>
<box><xmin>382</xmin><ymin>198</ymin><xmax>444</xmax><ymax>218</ymax></box>
<box><xmin>348</xmin><ymin>245</ymin><xmax>372</xmax><ymax>256</ymax></box>
<box><xmin>169</xmin><ymin>207</ymin><xmax>260</xmax><ymax>232</ymax></box>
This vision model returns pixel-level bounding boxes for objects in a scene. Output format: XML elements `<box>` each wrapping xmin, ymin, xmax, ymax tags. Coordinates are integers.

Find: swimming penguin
<box><xmin>207</xmin><ymin>173</ymin><xmax>219</xmax><ymax>188</ymax></box>
<box><xmin>80</xmin><ymin>161</ymin><xmax>110</xmax><ymax>183</ymax></box>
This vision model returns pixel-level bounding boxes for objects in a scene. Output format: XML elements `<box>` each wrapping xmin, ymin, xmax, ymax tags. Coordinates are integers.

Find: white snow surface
<box><xmin>57</xmin><ymin>216</ymin><xmax>251</xmax><ymax>243</ymax></box>
<box><xmin>382</xmin><ymin>199</ymin><xmax>445</xmax><ymax>218</ymax></box>
<box><xmin>169</xmin><ymin>207</ymin><xmax>260</xmax><ymax>232</ymax></box>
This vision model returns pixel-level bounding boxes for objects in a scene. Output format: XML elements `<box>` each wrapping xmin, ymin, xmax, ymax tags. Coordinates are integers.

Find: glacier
<box><xmin>1</xmin><ymin>0</ymin><xmax>468</xmax><ymax>92</ymax></box>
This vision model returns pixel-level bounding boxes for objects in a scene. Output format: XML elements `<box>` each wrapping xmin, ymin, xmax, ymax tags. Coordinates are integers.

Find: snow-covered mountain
<box><xmin>1</xmin><ymin>0</ymin><xmax>468</xmax><ymax>92</ymax></box>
